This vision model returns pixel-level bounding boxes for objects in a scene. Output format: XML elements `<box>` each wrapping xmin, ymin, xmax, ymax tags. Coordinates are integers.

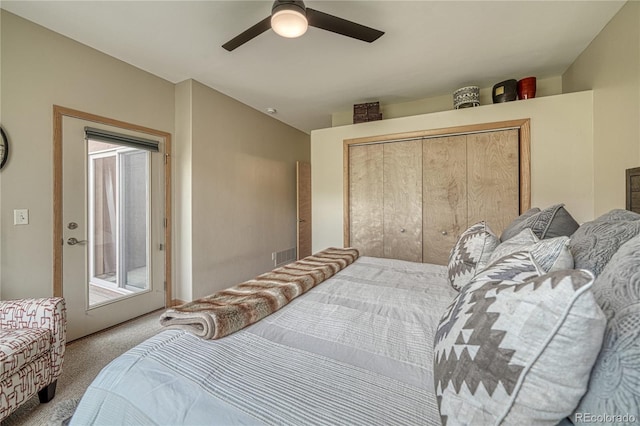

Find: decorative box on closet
<box><xmin>343</xmin><ymin>119</ymin><xmax>531</xmax><ymax>265</ymax></box>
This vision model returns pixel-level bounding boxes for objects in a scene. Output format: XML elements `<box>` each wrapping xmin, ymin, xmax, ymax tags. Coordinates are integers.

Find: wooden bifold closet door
<box><xmin>348</xmin><ymin>127</ymin><xmax>521</xmax><ymax>265</ymax></box>
<box><xmin>422</xmin><ymin>130</ymin><xmax>519</xmax><ymax>264</ymax></box>
<box><xmin>466</xmin><ymin>130</ymin><xmax>520</xmax><ymax>233</ymax></box>
<box><xmin>349</xmin><ymin>140</ymin><xmax>422</xmax><ymax>262</ymax></box>
<box><xmin>422</xmin><ymin>135</ymin><xmax>467</xmax><ymax>264</ymax></box>
<box><xmin>349</xmin><ymin>144</ymin><xmax>384</xmax><ymax>258</ymax></box>
<box><xmin>383</xmin><ymin>140</ymin><xmax>423</xmax><ymax>262</ymax></box>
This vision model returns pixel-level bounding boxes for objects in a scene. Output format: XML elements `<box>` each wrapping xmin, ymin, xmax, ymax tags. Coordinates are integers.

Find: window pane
<box><xmin>92</xmin><ymin>156</ymin><xmax>117</xmax><ymax>285</ymax></box>
<box><xmin>120</xmin><ymin>150</ymin><xmax>149</xmax><ymax>290</ymax></box>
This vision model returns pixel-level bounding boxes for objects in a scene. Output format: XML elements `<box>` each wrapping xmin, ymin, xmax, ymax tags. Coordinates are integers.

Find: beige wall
<box><xmin>174</xmin><ymin>80</ymin><xmax>193</xmax><ymax>302</ymax></box>
<box><xmin>0</xmin><ymin>11</ymin><xmax>175</xmax><ymax>299</ymax></box>
<box><xmin>0</xmin><ymin>11</ymin><xmax>311</xmax><ymax>303</ymax></box>
<box><xmin>563</xmin><ymin>0</ymin><xmax>640</xmax><ymax>215</ymax></box>
<box><xmin>186</xmin><ymin>80</ymin><xmax>309</xmax><ymax>299</ymax></box>
<box><xmin>331</xmin><ymin>76</ymin><xmax>563</xmax><ymax>127</ymax></box>
<box><xmin>312</xmin><ymin>92</ymin><xmax>594</xmax><ymax>253</ymax></box>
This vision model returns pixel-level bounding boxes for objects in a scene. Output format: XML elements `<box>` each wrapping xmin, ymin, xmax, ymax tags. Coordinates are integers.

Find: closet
<box><xmin>345</xmin><ymin>120</ymin><xmax>530</xmax><ymax>265</ymax></box>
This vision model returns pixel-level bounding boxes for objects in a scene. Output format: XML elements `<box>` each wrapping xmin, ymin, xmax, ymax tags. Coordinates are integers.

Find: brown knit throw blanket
<box><xmin>159</xmin><ymin>247</ymin><xmax>359</xmax><ymax>339</ymax></box>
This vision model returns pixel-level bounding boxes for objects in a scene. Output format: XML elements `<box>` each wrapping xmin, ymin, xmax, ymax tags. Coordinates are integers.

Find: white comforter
<box><xmin>71</xmin><ymin>256</ymin><xmax>456</xmax><ymax>426</ymax></box>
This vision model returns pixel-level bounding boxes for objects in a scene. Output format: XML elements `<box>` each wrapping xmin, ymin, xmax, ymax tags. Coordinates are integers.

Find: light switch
<box><xmin>14</xmin><ymin>209</ymin><xmax>29</xmax><ymax>225</ymax></box>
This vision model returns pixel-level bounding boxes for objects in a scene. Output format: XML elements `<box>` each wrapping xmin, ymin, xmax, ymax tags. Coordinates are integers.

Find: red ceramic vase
<box><xmin>517</xmin><ymin>77</ymin><xmax>536</xmax><ymax>100</ymax></box>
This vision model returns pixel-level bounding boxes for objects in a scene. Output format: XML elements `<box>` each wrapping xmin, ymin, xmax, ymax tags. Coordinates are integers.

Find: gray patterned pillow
<box><xmin>569</xmin><ymin>217</ymin><xmax>640</xmax><ymax>277</ymax></box>
<box><xmin>500</xmin><ymin>207</ymin><xmax>541</xmax><ymax>241</ymax></box>
<box><xmin>594</xmin><ymin>208</ymin><xmax>640</xmax><ymax>222</ymax></box>
<box><xmin>434</xmin><ymin>259</ymin><xmax>606</xmax><ymax>426</ymax></box>
<box><xmin>486</xmin><ymin>228</ymin><xmax>574</xmax><ymax>272</ymax></box>
<box><xmin>573</xmin><ymin>234</ymin><xmax>640</xmax><ymax>423</ymax></box>
<box><xmin>447</xmin><ymin>222</ymin><xmax>500</xmax><ymax>291</ymax></box>
<box><xmin>501</xmin><ymin>204</ymin><xmax>579</xmax><ymax>242</ymax></box>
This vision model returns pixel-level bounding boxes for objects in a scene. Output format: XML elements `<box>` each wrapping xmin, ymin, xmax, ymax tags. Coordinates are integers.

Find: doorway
<box><xmin>53</xmin><ymin>106</ymin><xmax>172</xmax><ymax>341</ymax></box>
<box><xmin>296</xmin><ymin>161</ymin><xmax>311</xmax><ymax>259</ymax></box>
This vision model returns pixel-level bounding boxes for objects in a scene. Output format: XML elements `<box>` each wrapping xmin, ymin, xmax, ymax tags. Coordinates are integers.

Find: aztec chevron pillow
<box><xmin>485</xmin><ymin>227</ymin><xmax>540</xmax><ymax>268</ymax></box>
<box><xmin>434</xmin><ymin>255</ymin><xmax>606</xmax><ymax>426</ymax></box>
<box><xmin>447</xmin><ymin>221</ymin><xmax>500</xmax><ymax>291</ymax></box>
<box><xmin>486</xmin><ymin>228</ymin><xmax>573</xmax><ymax>272</ymax></box>
<box><xmin>471</xmin><ymin>250</ymin><xmax>543</xmax><ymax>284</ymax></box>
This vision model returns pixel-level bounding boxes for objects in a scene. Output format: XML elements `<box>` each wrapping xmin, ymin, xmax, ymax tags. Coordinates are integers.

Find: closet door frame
<box><xmin>343</xmin><ymin>118</ymin><xmax>531</xmax><ymax>247</ymax></box>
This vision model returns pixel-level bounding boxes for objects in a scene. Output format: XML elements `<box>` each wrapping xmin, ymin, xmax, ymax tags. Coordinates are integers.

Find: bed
<box><xmin>71</xmin><ymin>205</ymin><xmax>640</xmax><ymax>426</ymax></box>
<box><xmin>71</xmin><ymin>256</ymin><xmax>456</xmax><ymax>425</ymax></box>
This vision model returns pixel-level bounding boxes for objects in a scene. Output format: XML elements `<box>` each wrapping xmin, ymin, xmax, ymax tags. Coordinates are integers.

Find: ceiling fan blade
<box><xmin>306</xmin><ymin>8</ymin><xmax>384</xmax><ymax>43</ymax></box>
<box><xmin>222</xmin><ymin>16</ymin><xmax>272</xmax><ymax>51</ymax></box>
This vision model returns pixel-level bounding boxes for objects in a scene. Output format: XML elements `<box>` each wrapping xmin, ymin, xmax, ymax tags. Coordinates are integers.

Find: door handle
<box><xmin>67</xmin><ymin>237</ymin><xmax>88</xmax><ymax>246</ymax></box>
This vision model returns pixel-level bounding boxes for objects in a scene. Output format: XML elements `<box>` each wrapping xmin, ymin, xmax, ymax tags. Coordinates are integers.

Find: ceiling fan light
<box><xmin>271</xmin><ymin>8</ymin><xmax>308</xmax><ymax>38</ymax></box>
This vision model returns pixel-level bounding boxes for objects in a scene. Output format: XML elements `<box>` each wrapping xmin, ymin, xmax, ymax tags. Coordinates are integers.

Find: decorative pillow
<box><xmin>500</xmin><ymin>204</ymin><xmax>579</xmax><ymax>242</ymax></box>
<box><xmin>485</xmin><ymin>228</ymin><xmax>573</xmax><ymax>273</ymax></box>
<box><xmin>466</xmin><ymin>250</ymin><xmax>543</xmax><ymax>285</ymax></box>
<box><xmin>488</xmin><ymin>228</ymin><xmax>538</xmax><ymax>265</ymax></box>
<box><xmin>500</xmin><ymin>207</ymin><xmax>541</xmax><ymax>241</ymax></box>
<box><xmin>593</xmin><ymin>208</ymin><xmax>640</xmax><ymax>222</ymax></box>
<box><xmin>573</xmin><ymin>234</ymin><xmax>640</xmax><ymax>422</ymax></box>
<box><xmin>447</xmin><ymin>221</ymin><xmax>500</xmax><ymax>291</ymax></box>
<box><xmin>434</xmin><ymin>260</ymin><xmax>606</xmax><ymax>426</ymax></box>
<box><xmin>529</xmin><ymin>236</ymin><xmax>573</xmax><ymax>272</ymax></box>
<box><xmin>569</xmin><ymin>217</ymin><xmax>640</xmax><ymax>277</ymax></box>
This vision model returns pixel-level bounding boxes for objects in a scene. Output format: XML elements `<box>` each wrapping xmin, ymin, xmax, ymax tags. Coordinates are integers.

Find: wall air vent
<box><xmin>273</xmin><ymin>247</ymin><xmax>296</xmax><ymax>267</ymax></box>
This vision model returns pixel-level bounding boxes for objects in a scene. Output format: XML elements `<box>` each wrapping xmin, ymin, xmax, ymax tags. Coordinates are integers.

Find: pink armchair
<box><xmin>0</xmin><ymin>297</ymin><xmax>66</xmax><ymax>420</ymax></box>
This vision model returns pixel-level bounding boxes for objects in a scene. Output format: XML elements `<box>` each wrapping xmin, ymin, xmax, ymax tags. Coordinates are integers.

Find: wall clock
<box><xmin>0</xmin><ymin>127</ymin><xmax>8</xmax><ymax>170</ymax></box>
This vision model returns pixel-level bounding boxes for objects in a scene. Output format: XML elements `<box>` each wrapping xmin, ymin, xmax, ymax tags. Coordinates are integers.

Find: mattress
<box><xmin>71</xmin><ymin>256</ymin><xmax>457</xmax><ymax>425</ymax></box>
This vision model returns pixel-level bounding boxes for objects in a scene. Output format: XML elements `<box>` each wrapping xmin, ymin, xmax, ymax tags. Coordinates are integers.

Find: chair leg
<box><xmin>38</xmin><ymin>380</ymin><xmax>57</xmax><ymax>403</ymax></box>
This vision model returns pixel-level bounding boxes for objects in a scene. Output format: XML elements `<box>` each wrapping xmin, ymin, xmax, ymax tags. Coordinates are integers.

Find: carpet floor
<box><xmin>2</xmin><ymin>309</ymin><xmax>164</xmax><ymax>426</ymax></box>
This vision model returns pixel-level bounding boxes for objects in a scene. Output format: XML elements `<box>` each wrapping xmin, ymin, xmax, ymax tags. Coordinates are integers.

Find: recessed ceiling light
<box><xmin>266</xmin><ymin>108</ymin><xmax>277</xmax><ymax>114</ymax></box>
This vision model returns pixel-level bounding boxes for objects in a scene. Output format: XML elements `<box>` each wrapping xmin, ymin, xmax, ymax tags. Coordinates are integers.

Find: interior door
<box><xmin>296</xmin><ymin>161</ymin><xmax>312</xmax><ymax>259</ymax></box>
<box><xmin>61</xmin><ymin>116</ymin><xmax>165</xmax><ymax>341</ymax></box>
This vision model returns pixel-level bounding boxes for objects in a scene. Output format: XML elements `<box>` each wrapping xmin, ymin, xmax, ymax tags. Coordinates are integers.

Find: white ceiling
<box><xmin>2</xmin><ymin>1</ymin><xmax>626</xmax><ymax>134</ymax></box>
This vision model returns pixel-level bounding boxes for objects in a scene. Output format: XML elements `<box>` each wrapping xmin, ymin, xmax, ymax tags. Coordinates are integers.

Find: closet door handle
<box><xmin>400</xmin><ymin>228</ymin><xmax>406</xmax><ymax>233</ymax></box>
<box><xmin>441</xmin><ymin>230</ymin><xmax>448</xmax><ymax>236</ymax></box>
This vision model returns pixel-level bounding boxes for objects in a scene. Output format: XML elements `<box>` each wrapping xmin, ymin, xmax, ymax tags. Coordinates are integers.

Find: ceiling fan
<box><xmin>222</xmin><ymin>0</ymin><xmax>384</xmax><ymax>52</ymax></box>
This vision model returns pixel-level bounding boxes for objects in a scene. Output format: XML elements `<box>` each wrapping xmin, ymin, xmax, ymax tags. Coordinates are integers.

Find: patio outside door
<box><xmin>61</xmin><ymin>116</ymin><xmax>166</xmax><ymax>341</ymax></box>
